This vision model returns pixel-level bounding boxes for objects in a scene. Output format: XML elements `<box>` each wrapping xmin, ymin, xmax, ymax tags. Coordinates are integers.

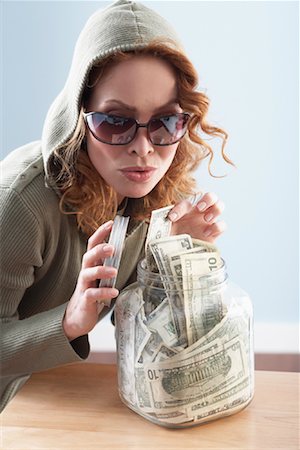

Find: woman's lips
<box><xmin>119</xmin><ymin>167</ymin><xmax>157</xmax><ymax>182</ymax></box>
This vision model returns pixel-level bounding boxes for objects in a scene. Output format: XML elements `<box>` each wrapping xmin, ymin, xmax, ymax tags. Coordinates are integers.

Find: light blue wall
<box><xmin>2</xmin><ymin>1</ymin><xmax>299</xmax><ymax>324</ymax></box>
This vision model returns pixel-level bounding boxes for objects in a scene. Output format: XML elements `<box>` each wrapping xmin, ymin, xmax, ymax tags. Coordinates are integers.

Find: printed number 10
<box><xmin>147</xmin><ymin>369</ymin><xmax>159</xmax><ymax>380</ymax></box>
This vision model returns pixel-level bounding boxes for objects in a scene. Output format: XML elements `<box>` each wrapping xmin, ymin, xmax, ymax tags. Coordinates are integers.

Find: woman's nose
<box><xmin>127</xmin><ymin>127</ymin><xmax>154</xmax><ymax>157</ymax></box>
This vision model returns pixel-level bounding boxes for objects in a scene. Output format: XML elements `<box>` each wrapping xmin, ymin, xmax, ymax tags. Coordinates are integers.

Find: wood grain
<box><xmin>2</xmin><ymin>363</ymin><xmax>299</xmax><ymax>449</ymax></box>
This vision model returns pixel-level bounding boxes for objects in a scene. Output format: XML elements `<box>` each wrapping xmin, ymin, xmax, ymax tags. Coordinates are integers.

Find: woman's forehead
<box><xmin>88</xmin><ymin>56</ymin><xmax>179</xmax><ymax>111</ymax></box>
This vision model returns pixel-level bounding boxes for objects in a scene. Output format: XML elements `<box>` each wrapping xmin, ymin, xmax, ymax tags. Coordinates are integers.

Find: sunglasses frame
<box><xmin>82</xmin><ymin>111</ymin><xmax>191</xmax><ymax>146</ymax></box>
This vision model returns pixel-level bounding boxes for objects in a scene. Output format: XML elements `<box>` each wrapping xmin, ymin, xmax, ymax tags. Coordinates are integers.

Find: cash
<box><xmin>115</xmin><ymin>202</ymin><xmax>253</xmax><ymax>426</ymax></box>
<box><xmin>145</xmin><ymin>205</ymin><xmax>174</xmax><ymax>272</ymax></box>
<box><xmin>149</xmin><ymin>234</ymin><xmax>193</xmax><ymax>348</ymax></box>
<box><xmin>181</xmin><ymin>252</ymin><xmax>224</xmax><ymax>346</ymax></box>
<box><xmin>144</xmin><ymin>337</ymin><xmax>249</xmax><ymax>413</ymax></box>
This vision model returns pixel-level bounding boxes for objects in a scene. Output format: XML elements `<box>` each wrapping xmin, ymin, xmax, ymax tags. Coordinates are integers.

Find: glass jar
<box><xmin>114</xmin><ymin>257</ymin><xmax>254</xmax><ymax>428</ymax></box>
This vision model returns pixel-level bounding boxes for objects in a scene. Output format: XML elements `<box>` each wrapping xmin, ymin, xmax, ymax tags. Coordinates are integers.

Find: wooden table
<box><xmin>1</xmin><ymin>363</ymin><xmax>299</xmax><ymax>449</ymax></box>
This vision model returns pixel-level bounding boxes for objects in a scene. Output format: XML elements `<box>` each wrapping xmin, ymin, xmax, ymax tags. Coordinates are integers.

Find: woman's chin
<box><xmin>116</xmin><ymin>186</ymin><xmax>155</xmax><ymax>200</ymax></box>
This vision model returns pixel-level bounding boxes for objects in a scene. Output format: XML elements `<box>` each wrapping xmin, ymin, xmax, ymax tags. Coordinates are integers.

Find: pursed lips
<box><xmin>119</xmin><ymin>166</ymin><xmax>157</xmax><ymax>182</ymax></box>
<box><xmin>120</xmin><ymin>166</ymin><xmax>157</xmax><ymax>171</ymax></box>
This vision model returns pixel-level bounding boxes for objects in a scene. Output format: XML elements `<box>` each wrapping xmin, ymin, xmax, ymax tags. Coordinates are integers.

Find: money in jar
<box><xmin>114</xmin><ymin>207</ymin><xmax>254</xmax><ymax>428</ymax></box>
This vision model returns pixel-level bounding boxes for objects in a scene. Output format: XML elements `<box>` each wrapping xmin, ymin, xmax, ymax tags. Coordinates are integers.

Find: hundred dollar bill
<box><xmin>181</xmin><ymin>252</ymin><xmax>224</xmax><ymax>345</ymax></box>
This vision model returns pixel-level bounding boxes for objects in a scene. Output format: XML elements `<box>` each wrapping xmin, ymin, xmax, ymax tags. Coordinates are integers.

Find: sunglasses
<box><xmin>82</xmin><ymin>111</ymin><xmax>190</xmax><ymax>146</ymax></box>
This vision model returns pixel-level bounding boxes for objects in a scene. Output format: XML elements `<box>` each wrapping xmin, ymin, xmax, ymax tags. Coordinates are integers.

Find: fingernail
<box><xmin>103</xmin><ymin>244</ymin><xmax>113</xmax><ymax>252</ymax></box>
<box><xmin>204</xmin><ymin>213</ymin><xmax>214</xmax><ymax>222</ymax></box>
<box><xmin>203</xmin><ymin>229</ymin><xmax>212</xmax><ymax>237</ymax></box>
<box><xmin>106</xmin><ymin>267</ymin><xmax>117</xmax><ymax>275</ymax></box>
<box><xmin>197</xmin><ymin>202</ymin><xmax>207</xmax><ymax>212</ymax></box>
<box><xmin>104</xmin><ymin>220</ymin><xmax>113</xmax><ymax>229</ymax></box>
<box><xmin>168</xmin><ymin>212</ymin><xmax>178</xmax><ymax>221</ymax></box>
<box><xmin>112</xmin><ymin>289</ymin><xmax>119</xmax><ymax>297</ymax></box>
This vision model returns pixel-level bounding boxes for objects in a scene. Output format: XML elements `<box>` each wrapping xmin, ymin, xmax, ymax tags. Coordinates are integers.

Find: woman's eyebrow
<box><xmin>102</xmin><ymin>100</ymin><xmax>135</xmax><ymax>111</ymax></box>
<box><xmin>102</xmin><ymin>99</ymin><xmax>180</xmax><ymax>111</ymax></box>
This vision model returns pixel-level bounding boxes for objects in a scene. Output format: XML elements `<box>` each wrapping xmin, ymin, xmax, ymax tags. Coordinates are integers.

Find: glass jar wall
<box><xmin>114</xmin><ymin>258</ymin><xmax>254</xmax><ymax>428</ymax></box>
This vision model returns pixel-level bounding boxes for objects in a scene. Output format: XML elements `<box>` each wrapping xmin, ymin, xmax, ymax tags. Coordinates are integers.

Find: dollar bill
<box><xmin>149</xmin><ymin>234</ymin><xmax>193</xmax><ymax>347</ymax></box>
<box><xmin>143</xmin><ymin>287</ymin><xmax>166</xmax><ymax>317</ymax></box>
<box><xmin>168</xmin><ymin>244</ymin><xmax>219</xmax><ymax>293</ymax></box>
<box><xmin>144</xmin><ymin>336</ymin><xmax>248</xmax><ymax>412</ymax></box>
<box><xmin>135</xmin><ymin>310</ymin><xmax>152</xmax><ymax>365</ymax></box>
<box><xmin>138</xmin><ymin>331</ymin><xmax>163</xmax><ymax>365</ymax></box>
<box><xmin>151</xmin><ymin>343</ymin><xmax>179</xmax><ymax>363</ymax></box>
<box><xmin>149</xmin><ymin>234</ymin><xmax>193</xmax><ymax>283</ymax></box>
<box><xmin>145</xmin><ymin>205</ymin><xmax>174</xmax><ymax>271</ymax></box>
<box><xmin>192</xmin><ymin>238</ymin><xmax>219</xmax><ymax>251</ymax></box>
<box><xmin>146</xmin><ymin>298</ymin><xmax>178</xmax><ymax>347</ymax></box>
<box><xmin>114</xmin><ymin>286</ymin><xmax>144</xmax><ymax>406</ymax></box>
<box><xmin>181</xmin><ymin>252</ymin><xmax>224</xmax><ymax>345</ymax></box>
<box><xmin>186</xmin><ymin>374</ymin><xmax>251</xmax><ymax>421</ymax></box>
<box><xmin>164</xmin><ymin>303</ymin><xmax>252</xmax><ymax>365</ymax></box>
<box><xmin>135</xmin><ymin>366</ymin><xmax>153</xmax><ymax>412</ymax></box>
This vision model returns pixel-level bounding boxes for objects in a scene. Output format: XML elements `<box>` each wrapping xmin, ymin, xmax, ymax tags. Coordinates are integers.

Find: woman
<box><xmin>0</xmin><ymin>0</ymin><xmax>233</xmax><ymax>411</ymax></box>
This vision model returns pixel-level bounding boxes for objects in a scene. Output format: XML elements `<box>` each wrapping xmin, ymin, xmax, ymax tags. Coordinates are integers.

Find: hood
<box><xmin>41</xmin><ymin>0</ymin><xmax>185</xmax><ymax>183</ymax></box>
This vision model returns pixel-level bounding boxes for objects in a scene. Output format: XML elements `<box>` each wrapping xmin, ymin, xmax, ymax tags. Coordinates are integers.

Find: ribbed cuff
<box><xmin>2</xmin><ymin>302</ymin><xmax>90</xmax><ymax>377</ymax></box>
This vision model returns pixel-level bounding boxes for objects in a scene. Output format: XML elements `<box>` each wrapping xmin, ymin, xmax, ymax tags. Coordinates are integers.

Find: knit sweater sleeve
<box><xmin>0</xmin><ymin>187</ymin><xmax>89</xmax><ymax>378</ymax></box>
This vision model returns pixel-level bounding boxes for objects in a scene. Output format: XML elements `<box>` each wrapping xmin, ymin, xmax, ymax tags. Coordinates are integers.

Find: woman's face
<box><xmin>85</xmin><ymin>55</ymin><xmax>183</xmax><ymax>204</ymax></box>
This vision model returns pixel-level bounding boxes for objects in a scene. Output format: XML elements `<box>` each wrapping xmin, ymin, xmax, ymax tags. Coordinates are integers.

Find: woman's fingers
<box><xmin>87</xmin><ymin>220</ymin><xmax>113</xmax><ymax>251</ymax></box>
<box><xmin>196</xmin><ymin>192</ymin><xmax>219</xmax><ymax>213</ymax></box>
<box><xmin>79</xmin><ymin>265</ymin><xmax>117</xmax><ymax>287</ymax></box>
<box><xmin>203</xmin><ymin>200</ymin><xmax>225</xmax><ymax>223</ymax></box>
<box><xmin>82</xmin><ymin>243</ymin><xmax>114</xmax><ymax>269</ymax></box>
<box><xmin>203</xmin><ymin>220</ymin><xmax>227</xmax><ymax>239</ymax></box>
<box><xmin>168</xmin><ymin>192</ymin><xmax>220</xmax><ymax>222</ymax></box>
<box><xmin>168</xmin><ymin>198</ymin><xmax>194</xmax><ymax>222</ymax></box>
<box><xmin>83</xmin><ymin>287</ymin><xmax>119</xmax><ymax>304</ymax></box>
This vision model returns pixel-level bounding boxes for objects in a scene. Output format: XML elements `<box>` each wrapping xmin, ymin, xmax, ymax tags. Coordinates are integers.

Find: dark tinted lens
<box><xmin>149</xmin><ymin>114</ymin><xmax>189</xmax><ymax>145</ymax></box>
<box><xmin>87</xmin><ymin>113</ymin><xmax>136</xmax><ymax>144</ymax></box>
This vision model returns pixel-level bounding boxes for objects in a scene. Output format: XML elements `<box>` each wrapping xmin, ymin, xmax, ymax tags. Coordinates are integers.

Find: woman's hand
<box><xmin>168</xmin><ymin>192</ymin><xmax>226</xmax><ymax>243</ymax></box>
<box><xmin>63</xmin><ymin>220</ymin><xmax>119</xmax><ymax>341</ymax></box>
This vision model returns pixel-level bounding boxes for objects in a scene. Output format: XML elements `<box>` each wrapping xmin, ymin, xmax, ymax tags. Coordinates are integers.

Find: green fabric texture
<box><xmin>0</xmin><ymin>0</ymin><xmax>182</xmax><ymax>411</ymax></box>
